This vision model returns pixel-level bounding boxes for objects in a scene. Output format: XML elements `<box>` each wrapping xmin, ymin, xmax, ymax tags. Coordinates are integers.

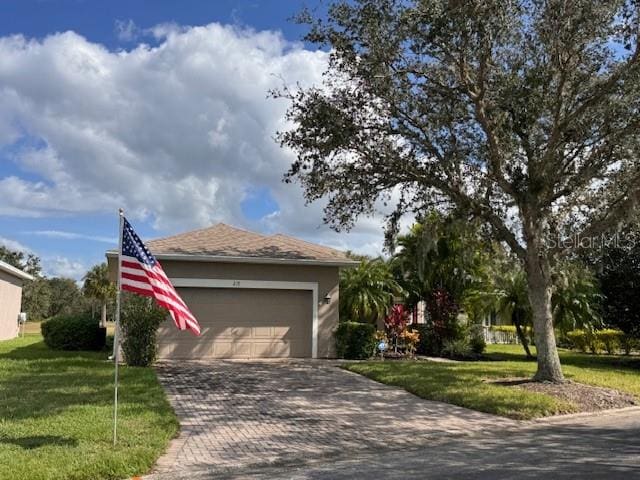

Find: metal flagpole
<box><xmin>113</xmin><ymin>208</ymin><xmax>125</xmax><ymax>447</ymax></box>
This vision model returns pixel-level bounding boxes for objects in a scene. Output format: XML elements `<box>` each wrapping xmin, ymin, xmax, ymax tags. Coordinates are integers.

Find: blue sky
<box><xmin>0</xmin><ymin>0</ymin><xmax>385</xmax><ymax>279</ymax></box>
<box><xmin>1</xmin><ymin>1</ymin><xmax>311</xmax><ymax>47</ymax></box>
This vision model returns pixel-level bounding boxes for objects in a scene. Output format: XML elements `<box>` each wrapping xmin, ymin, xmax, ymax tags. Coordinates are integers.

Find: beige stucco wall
<box><xmin>0</xmin><ymin>270</ymin><xmax>24</xmax><ymax>341</ymax></box>
<box><xmin>108</xmin><ymin>258</ymin><xmax>340</xmax><ymax>358</ymax></box>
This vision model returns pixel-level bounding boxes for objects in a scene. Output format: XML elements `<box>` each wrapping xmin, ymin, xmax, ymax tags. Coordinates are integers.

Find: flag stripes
<box><xmin>119</xmin><ymin>218</ymin><xmax>201</xmax><ymax>336</ymax></box>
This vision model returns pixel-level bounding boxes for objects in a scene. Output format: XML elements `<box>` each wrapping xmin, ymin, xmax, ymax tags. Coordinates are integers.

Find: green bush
<box><xmin>566</xmin><ymin>329</ymin><xmax>589</xmax><ymax>353</ymax></box>
<box><xmin>489</xmin><ymin>325</ymin><xmax>534</xmax><ymax>335</ymax></box>
<box><xmin>441</xmin><ymin>337</ymin><xmax>472</xmax><ymax>359</ymax></box>
<box><xmin>41</xmin><ymin>314</ymin><xmax>106</xmax><ymax>351</ymax></box>
<box><xmin>620</xmin><ymin>334</ymin><xmax>639</xmax><ymax>355</ymax></box>
<box><xmin>335</xmin><ymin>321</ymin><xmax>376</xmax><ymax>359</ymax></box>
<box><xmin>468</xmin><ymin>325</ymin><xmax>486</xmax><ymax>355</ymax></box>
<box><xmin>120</xmin><ymin>294</ymin><xmax>167</xmax><ymax>367</ymax></box>
<box><xmin>489</xmin><ymin>325</ymin><xmax>517</xmax><ymax>333</ymax></box>
<box><xmin>597</xmin><ymin>329</ymin><xmax>624</xmax><ymax>355</ymax></box>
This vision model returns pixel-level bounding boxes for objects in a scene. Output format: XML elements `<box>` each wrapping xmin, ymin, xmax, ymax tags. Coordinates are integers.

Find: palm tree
<box><xmin>552</xmin><ymin>261</ymin><xmax>602</xmax><ymax>335</ymax></box>
<box><xmin>391</xmin><ymin>213</ymin><xmax>488</xmax><ymax>307</ymax></box>
<box><xmin>82</xmin><ymin>263</ymin><xmax>116</xmax><ymax>328</ymax></box>
<box><xmin>340</xmin><ymin>258</ymin><xmax>404</xmax><ymax>325</ymax></box>
<box><xmin>466</xmin><ymin>268</ymin><xmax>534</xmax><ymax>358</ymax></box>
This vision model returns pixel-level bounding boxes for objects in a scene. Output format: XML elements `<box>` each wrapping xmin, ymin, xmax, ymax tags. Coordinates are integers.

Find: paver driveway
<box><xmin>152</xmin><ymin>360</ymin><xmax>516</xmax><ymax>475</ymax></box>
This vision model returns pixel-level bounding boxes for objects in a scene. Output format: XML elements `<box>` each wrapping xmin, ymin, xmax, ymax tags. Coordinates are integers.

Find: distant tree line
<box><xmin>0</xmin><ymin>246</ymin><xmax>115</xmax><ymax>323</ymax></box>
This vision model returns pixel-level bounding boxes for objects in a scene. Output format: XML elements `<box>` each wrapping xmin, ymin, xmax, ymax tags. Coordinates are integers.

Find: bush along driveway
<box><xmin>345</xmin><ymin>345</ymin><xmax>640</xmax><ymax>420</ymax></box>
<box><xmin>0</xmin><ymin>335</ymin><xmax>178</xmax><ymax>480</ymax></box>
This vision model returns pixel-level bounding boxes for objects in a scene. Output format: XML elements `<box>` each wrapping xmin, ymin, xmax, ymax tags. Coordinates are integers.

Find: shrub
<box><xmin>587</xmin><ymin>331</ymin><xmax>603</xmax><ymax>354</ymax></box>
<box><xmin>489</xmin><ymin>325</ymin><xmax>517</xmax><ymax>333</ymax></box>
<box><xmin>120</xmin><ymin>294</ymin><xmax>167</xmax><ymax>367</ymax></box>
<box><xmin>399</xmin><ymin>329</ymin><xmax>420</xmax><ymax>357</ymax></box>
<box><xmin>597</xmin><ymin>329</ymin><xmax>624</xmax><ymax>355</ymax></box>
<box><xmin>620</xmin><ymin>334</ymin><xmax>639</xmax><ymax>355</ymax></box>
<box><xmin>566</xmin><ymin>329</ymin><xmax>625</xmax><ymax>355</ymax></box>
<box><xmin>566</xmin><ymin>329</ymin><xmax>589</xmax><ymax>353</ymax></box>
<box><xmin>335</xmin><ymin>321</ymin><xmax>376</xmax><ymax>359</ymax></box>
<box><xmin>441</xmin><ymin>337</ymin><xmax>472</xmax><ymax>359</ymax></box>
<box><xmin>41</xmin><ymin>314</ymin><xmax>105</xmax><ymax>351</ymax></box>
<box><xmin>385</xmin><ymin>304</ymin><xmax>410</xmax><ymax>350</ymax></box>
<box><xmin>468</xmin><ymin>325</ymin><xmax>486</xmax><ymax>355</ymax></box>
<box><xmin>407</xmin><ymin>324</ymin><xmax>435</xmax><ymax>356</ymax></box>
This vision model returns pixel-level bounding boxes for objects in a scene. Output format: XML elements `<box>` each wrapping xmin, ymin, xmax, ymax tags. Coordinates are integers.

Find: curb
<box><xmin>532</xmin><ymin>405</ymin><xmax>640</xmax><ymax>425</ymax></box>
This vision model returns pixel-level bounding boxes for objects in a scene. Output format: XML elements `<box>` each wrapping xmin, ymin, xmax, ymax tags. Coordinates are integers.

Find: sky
<box><xmin>0</xmin><ymin>0</ymin><xmax>392</xmax><ymax>280</ymax></box>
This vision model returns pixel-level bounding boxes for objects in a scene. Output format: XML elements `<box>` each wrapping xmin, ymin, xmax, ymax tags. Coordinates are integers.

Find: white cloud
<box><xmin>114</xmin><ymin>19</ymin><xmax>139</xmax><ymax>42</ymax></box>
<box><xmin>42</xmin><ymin>255</ymin><xmax>87</xmax><ymax>279</ymax></box>
<box><xmin>0</xmin><ymin>23</ymin><xmax>395</xmax><ymax>257</ymax></box>
<box><xmin>0</xmin><ymin>236</ymin><xmax>32</xmax><ymax>253</ymax></box>
<box><xmin>26</xmin><ymin>230</ymin><xmax>116</xmax><ymax>244</ymax></box>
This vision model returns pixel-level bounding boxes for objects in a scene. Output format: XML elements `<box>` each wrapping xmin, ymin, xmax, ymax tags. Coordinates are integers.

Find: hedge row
<box><xmin>565</xmin><ymin>329</ymin><xmax>637</xmax><ymax>355</ymax></box>
<box><xmin>489</xmin><ymin>325</ymin><xmax>533</xmax><ymax>334</ymax></box>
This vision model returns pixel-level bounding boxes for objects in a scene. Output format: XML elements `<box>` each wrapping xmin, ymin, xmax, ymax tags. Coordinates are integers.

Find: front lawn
<box><xmin>0</xmin><ymin>335</ymin><xmax>178</xmax><ymax>480</ymax></box>
<box><xmin>344</xmin><ymin>345</ymin><xmax>640</xmax><ymax>420</ymax></box>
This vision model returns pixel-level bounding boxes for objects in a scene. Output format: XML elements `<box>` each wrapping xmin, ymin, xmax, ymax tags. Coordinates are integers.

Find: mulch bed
<box><xmin>489</xmin><ymin>378</ymin><xmax>637</xmax><ymax>412</ymax></box>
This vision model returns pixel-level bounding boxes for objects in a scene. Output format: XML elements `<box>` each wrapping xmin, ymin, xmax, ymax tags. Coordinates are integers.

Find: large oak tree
<box><xmin>277</xmin><ymin>0</ymin><xmax>640</xmax><ymax>381</ymax></box>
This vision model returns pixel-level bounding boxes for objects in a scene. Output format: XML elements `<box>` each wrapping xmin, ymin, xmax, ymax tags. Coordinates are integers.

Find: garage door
<box><xmin>156</xmin><ymin>288</ymin><xmax>312</xmax><ymax>359</ymax></box>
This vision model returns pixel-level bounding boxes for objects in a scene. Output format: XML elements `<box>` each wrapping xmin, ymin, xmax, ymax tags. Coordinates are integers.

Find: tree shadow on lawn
<box><xmin>349</xmin><ymin>362</ymin><xmax>565</xmax><ymax>418</ymax></box>
<box><xmin>484</xmin><ymin>349</ymin><xmax>640</xmax><ymax>371</ymax></box>
<box><xmin>0</xmin><ymin>339</ymin><xmax>106</xmax><ymax>362</ymax></box>
<box><xmin>0</xmin><ymin>435</ymin><xmax>78</xmax><ymax>450</ymax></box>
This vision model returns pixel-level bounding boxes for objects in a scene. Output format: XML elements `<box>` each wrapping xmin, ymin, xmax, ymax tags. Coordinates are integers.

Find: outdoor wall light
<box><xmin>323</xmin><ymin>294</ymin><xmax>331</xmax><ymax>305</ymax></box>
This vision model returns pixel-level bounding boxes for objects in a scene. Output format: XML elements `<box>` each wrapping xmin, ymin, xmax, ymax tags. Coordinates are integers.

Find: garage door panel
<box><xmin>158</xmin><ymin>341</ymin><xmax>213</xmax><ymax>359</ymax></box>
<box><xmin>253</xmin><ymin>326</ymin><xmax>272</xmax><ymax>337</ymax></box>
<box><xmin>157</xmin><ymin>288</ymin><xmax>312</xmax><ymax>359</ymax></box>
<box><xmin>252</xmin><ymin>342</ymin><xmax>290</xmax><ymax>358</ymax></box>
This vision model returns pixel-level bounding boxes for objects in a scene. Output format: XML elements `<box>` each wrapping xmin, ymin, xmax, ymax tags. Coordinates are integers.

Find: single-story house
<box><xmin>0</xmin><ymin>260</ymin><xmax>33</xmax><ymax>341</ymax></box>
<box><xmin>107</xmin><ymin>223</ymin><xmax>357</xmax><ymax>359</ymax></box>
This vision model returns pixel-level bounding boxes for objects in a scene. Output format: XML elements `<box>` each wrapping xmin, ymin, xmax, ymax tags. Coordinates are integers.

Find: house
<box><xmin>107</xmin><ymin>223</ymin><xmax>357</xmax><ymax>359</ymax></box>
<box><xmin>0</xmin><ymin>260</ymin><xmax>33</xmax><ymax>340</ymax></box>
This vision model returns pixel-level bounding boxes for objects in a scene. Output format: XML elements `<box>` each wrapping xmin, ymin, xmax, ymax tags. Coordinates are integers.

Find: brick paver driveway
<box><xmin>152</xmin><ymin>360</ymin><xmax>516</xmax><ymax>475</ymax></box>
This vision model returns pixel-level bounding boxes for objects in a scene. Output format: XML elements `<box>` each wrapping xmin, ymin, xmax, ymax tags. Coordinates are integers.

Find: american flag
<box><xmin>119</xmin><ymin>217</ymin><xmax>201</xmax><ymax>336</ymax></box>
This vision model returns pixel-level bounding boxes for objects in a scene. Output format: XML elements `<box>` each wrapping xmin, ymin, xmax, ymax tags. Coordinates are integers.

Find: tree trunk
<box><xmin>100</xmin><ymin>303</ymin><xmax>107</xmax><ymax>329</ymax></box>
<box><xmin>513</xmin><ymin>313</ymin><xmax>533</xmax><ymax>359</ymax></box>
<box><xmin>525</xmin><ymin>246</ymin><xmax>565</xmax><ymax>383</ymax></box>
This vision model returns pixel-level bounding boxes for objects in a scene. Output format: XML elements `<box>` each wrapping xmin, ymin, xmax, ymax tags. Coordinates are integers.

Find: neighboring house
<box><xmin>0</xmin><ymin>260</ymin><xmax>33</xmax><ymax>341</ymax></box>
<box><xmin>107</xmin><ymin>223</ymin><xmax>357</xmax><ymax>359</ymax></box>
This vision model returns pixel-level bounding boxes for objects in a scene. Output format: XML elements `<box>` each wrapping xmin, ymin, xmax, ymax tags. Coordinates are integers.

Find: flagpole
<box><xmin>113</xmin><ymin>208</ymin><xmax>124</xmax><ymax>447</ymax></box>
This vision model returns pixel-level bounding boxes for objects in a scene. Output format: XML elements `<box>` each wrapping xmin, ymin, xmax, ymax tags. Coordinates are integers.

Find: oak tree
<box><xmin>277</xmin><ymin>0</ymin><xmax>640</xmax><ymax>381</ymax></box>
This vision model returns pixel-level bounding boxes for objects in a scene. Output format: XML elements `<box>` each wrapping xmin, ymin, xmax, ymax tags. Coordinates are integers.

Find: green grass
<box><xmin>344</xmin><ymin>344</ymin><xmax>640</xmax><ymax>420</ymax></box>
<box><xmin>0</xmin><ymin>335</ymin><xmax>178</xmax><ymax>480</ymax></box>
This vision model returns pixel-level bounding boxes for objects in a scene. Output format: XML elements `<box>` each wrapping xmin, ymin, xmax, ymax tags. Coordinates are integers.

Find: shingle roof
<box><xmin>139</xmin><ymin>223</ymin><xmax>355</xmax><ymax>265</ymax></box>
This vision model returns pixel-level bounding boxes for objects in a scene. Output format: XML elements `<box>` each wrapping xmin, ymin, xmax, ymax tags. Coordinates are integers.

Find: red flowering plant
<box><xmin>384</xmin><ymin>304</ymin><xmax>410</xmax><ymax>353</ymax></box>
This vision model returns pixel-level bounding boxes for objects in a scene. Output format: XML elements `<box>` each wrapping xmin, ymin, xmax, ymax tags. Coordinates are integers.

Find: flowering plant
<box><xmin>399</xmin><ymin>329</ymin><xmax>420</xmax><ymax>357</ymax></box>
